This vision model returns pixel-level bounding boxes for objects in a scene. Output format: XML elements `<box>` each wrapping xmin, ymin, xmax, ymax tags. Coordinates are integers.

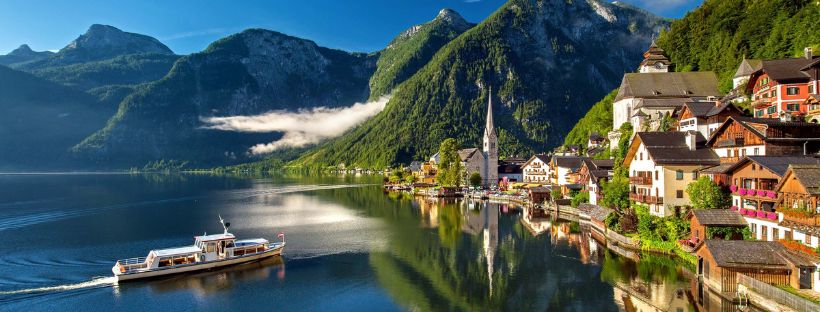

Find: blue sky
<box><xmin>0</xmin><ymin>0</ymin><xmax>703</xmax><ymax>55</ymax></box>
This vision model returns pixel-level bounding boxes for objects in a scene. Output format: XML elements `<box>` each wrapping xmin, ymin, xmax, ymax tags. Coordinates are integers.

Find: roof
<box><xmin>615</xmin><ymin>72</ymin><xmax>722</xmax><ymax>102</ymax></box>
<box><xmin>529</xmin><ymin>186</ymin><xmax>550</xmax><ymax>193</ymax></box>
<box><xmin>458</xmin><ymin>148</ymin><xmax>481</xmax><ymax>162</ymax></box>
<box><xmin>591</xmin><ymin>159</ymin><xmax>615</xmax><ymax>170</ymax></box>
<box><xmin>578</xmin><ymin>204</ymin><xmax>613</xmax><ymax>222</ymax></box>
<box><xmin>789</xmin><ymin>164</ymin><xmax>820</xmax><ymax>195</ymax></box>
<box><xmin>734</xmin><ymin>59</ymin><xmax>762</xmax><ymax>78</ymax></box>
<box><xmin>523</xmin><ymin>154</ymin><xmax>550</xmax><ymax>167</ymax></box>
<box><xmin>724</xmin><ymin>156</ymin><xmax>820</xmax><ymax>177</ymax></box>
<box><xmin>234</xmin><ymin>238</ymin><xmax>268</xmax><ymax>247</ymax></box>
<box><xmin>681</xmin><ymin>101</ymin><xmax>740</xmax><ymax>119</ymax></box>
<box><xmin>699</xmin><ymin>163</ymin><xmax>735</xmax><ymax>174</ymax></box>
<box><xmin>152</xmin><ymin>246</ymin><xmax>202</xmax><ymax>257</ymax></box>
<box><xmin>690</xmin><ymin>209</ymin><xmax>747</xmax><ymax>226</ymax></box>
<box><xmin>195</xmin><ymin>233</ymin><xmax>235</xmax><ymax>241</ymax></box>
<box><xmin>553</xmin><ymin>156</ymin><xmax>587</xmax><ymax>169</ymax></box>
<box><xmin>699</xmin><ymin>240</ymin><xmax>816</xmax><ymax>269</ymax></box>
<box><xmin>706</xmin><ymin>117</ymin><xmax>820</xmax><ymax>146</ymax></box>
<box><xmin>756</xmin><ymin>56</ymin><xmax>820</xmax><ymax>83</ymax></box>
<box><xmin>629</xmin><ymin>132</ymin><xmax>719</xmax><ymax>166</ymax></box>
<box><xmin>589</xmin><ymin>169</ymin><xmax>612</xmax><ymax>180</ymax></box>
<box><xmin>589</xmin><ymin>132</ymin><xmax>604</xmax><ymax>141</ymax></box>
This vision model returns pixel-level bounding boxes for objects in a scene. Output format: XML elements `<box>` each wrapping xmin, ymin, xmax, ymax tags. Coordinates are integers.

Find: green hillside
<box><xmin>562</xmin><ymin>89</ymin><xmax>616</xmax><ymax>147</ymax></box>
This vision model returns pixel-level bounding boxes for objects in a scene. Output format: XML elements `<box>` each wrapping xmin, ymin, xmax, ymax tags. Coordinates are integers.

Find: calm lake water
<box><xmin>0</xmin><ymin>173</ymin><xmax>723</xmax><ymax>311</ymax></box>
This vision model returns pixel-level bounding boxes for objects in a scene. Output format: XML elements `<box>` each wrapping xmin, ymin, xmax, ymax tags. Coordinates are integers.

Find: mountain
<box><xmin>368</xmin><ymin>8</ymin><xmax>473</xmax><ymax>99</ymax></box>
<box><xmin>563</xmin><ymin>0</ymin><xmax>820</xmax><ymax>148</ymax></box>
<box><xmin>20</xmin><ymin>24</ymin><xmax>174</xmax><ymax>69</ymax></box>
<box><xmin>0</xmin><ymin>65</ymin><xmax>113</xmax><ymax>170</ymax></box>
<box><xmin>656</xmin><ymin>0</ymin><xmax>820</xmax><ymax>91</ymax></box>
<box><xmin>0</xmin><ymin>44</ymin><xmax>54</xmax><ymax>67</ymax></box>
<box><xmin>73</xmin><ymin>29</ymin><xmax>377</xmax><ymax>167</ymax></box>
<box><xmin>294</xmin><ymin>0</ymin><xmax>667</xmax><ymax>169</ymax></box>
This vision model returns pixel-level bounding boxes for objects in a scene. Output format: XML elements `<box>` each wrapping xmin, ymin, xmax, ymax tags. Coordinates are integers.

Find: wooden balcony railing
<box><xmin>629</xmin><ymin>193</ymin><xmax>663</xmax><ymax>204</ymax></box>
<box><xmin>782</xmin><ymin>213</ymin><xmax>820</xmax><ymax>227</ymax></box>
<box><xmin>629</xmin><ymin>176</ymin><xmax>653</xmax><ymax>185</ymax></box>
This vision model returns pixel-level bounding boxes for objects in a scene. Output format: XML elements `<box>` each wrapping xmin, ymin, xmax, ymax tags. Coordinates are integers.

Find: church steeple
<box><xmin>484</xmin><ymin>89</ymin><xmax>497</xmax><ymax>139</ymax></box>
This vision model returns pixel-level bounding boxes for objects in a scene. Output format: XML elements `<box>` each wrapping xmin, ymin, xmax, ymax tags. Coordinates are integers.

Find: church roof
<box><xmin>484</xmin><ymin>89</ymin><xmax>497</xmax><ymax>138</ymax></box>
<box><xmin>458</xmin><ymin>148</ymin><xmax>481</xmax><ymax>162</ymax></box>
<box><xmin>734</xmin><ymin>58</ymin><xmax>762</xmax><ymax>78</ymax></box>
<box><xmin>615</xmin><ymin>72</ymin><xmax>722</xmax><ymax>102</ymax></box>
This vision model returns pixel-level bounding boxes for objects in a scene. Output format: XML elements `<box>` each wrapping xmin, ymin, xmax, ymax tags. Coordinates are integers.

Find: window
<box><xmin>741</xmin><ymin>149</ymin><xmax>746</xmax><ymax>156</ymax></box>
<box><xmin>773</xmin><ymin>228</ymin><xmax>779</xmax><ymax>240</ymax></box>
<box><xmin>654</xmin><ymin>171</ymin><xmax>658</xmax><ymax>180</ymax></box>
<box><xmin>676</xmin><ymin>170</ymin><xmax>683</xmax><ymax>180</ymax></box>
<box><xmin>753</xmin><ymin>148</ymin><xmax>759</xmax><ymax>155</ymax></box>
<box><xmin>752</xmin><ymin>164</ymin><xmax>756</xmax><ymax>170</ymax></box>
<box><xmin>787</xmin><ymin>103</ymin><xmax>800</xmax><ymax>111</ymax></box>
<box><xmin>676</xmin><ymin>190</ymin><xmax>684</xmax><ymax>198</ymax></box>
<box><xmin>767</xmin><ymin>106</ymin><xmax>776</xmax><ymax>114</ymax></box>
<box><xmin>761</xmin><ymin>226</ymin><xmax>768</xmax><ymax>240</ymax></box>
<box><xmin>751</xmin><ymin>224</ymin><xmax>756</xmax><ymax>233</ymax></box>
<box><xmin>692</xmin><ymin>171</ymin><xmax>698</xmax><ymax>179</ymax></box>
<box><xmin>810</xmin><ymin>85</ymin><xmax>815</xmax><ymax>94</ymax></box>
<box><xmin>639</xmin><ymin>152</ymin><xmax>643</xmax><ymax>160</ymax></box>
<box><xmin>787</xmin><ymin>87</ymin><xmax>800</xmax><ymax>95</ymax></box>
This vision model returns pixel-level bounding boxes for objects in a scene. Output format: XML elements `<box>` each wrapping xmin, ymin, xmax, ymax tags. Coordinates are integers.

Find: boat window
<box><xmin>206</xmin><ymin>243</ymin><xmax>215</xmax><ymax>253</ymax></box>
<box><xmin>158</xmin><ymin>257</ymin><xmax>172</xmax><ymax>267</ymax></box>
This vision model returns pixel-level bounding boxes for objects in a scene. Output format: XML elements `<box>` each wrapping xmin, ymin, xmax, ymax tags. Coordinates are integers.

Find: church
<box><xmin>458</xmin><ymin>91</ymin><xmax>499</xmax><ymax>188</ymax></box>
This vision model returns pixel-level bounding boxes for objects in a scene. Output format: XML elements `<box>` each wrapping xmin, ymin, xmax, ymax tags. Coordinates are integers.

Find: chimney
<box><xmin>806</xmin><ymin>47</ymin><xmax>813</xmax><ymax>60</ymax></box>
<box><xmin>685</xmin><ymin>131</ymin><xmax>697</xmax><ymax>151</ymax></box>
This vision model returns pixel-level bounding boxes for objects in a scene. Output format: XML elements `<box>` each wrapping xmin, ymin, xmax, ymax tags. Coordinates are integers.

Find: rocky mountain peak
<box><xmin>436</xmin><ymin>8</ymin><xmax>470</xmax><ymax>29</ymax></box>
<box><xmin>10</xmin><ymin>44</ymin><xmax>34</xmax><ymax>55</ymax></box>
<box><xmin>61</xmin><ymin>24</ymin><xmax>173</xmax><ymax>55</ymax></box>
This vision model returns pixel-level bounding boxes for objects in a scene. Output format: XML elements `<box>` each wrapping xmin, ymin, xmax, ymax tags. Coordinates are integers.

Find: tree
<box><xmin>601</xmin><ymin>176</ymin><xmax>630</xmax><ymax>210</ymax></box>
<box><xmin>436</xmin><ymin>138</ymin><xmax>463</xmax><ymax>187</ymax></box>
<box><xmin>404</xmin><ymin>174</ymin><xmax>416</xmax><ymax>184</ymax></box>
<box><xmin>551</xmin><ymin>187</ymin><xmax>562</xmax><ymax>200</ymax></box>
<box><xmin>469</xmin><ymin>172</ymin><xmax>482</xmax><ymax>188</ymax></box>
<box><xmin>571</xmin><ymin>191</ymin><xmax>589</xmax><ymax>208</ymax></box>
<box><xmin>686</xmin><ymin>176</ymin><xmax>729</xmax><ymax>209</ymax></box>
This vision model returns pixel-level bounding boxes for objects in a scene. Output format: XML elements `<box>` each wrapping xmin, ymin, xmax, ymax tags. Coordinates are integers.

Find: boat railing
<box><xmin>116</xmin><ymin>257</ymin><xmax>149</xmax><ymax>272</ymax></box>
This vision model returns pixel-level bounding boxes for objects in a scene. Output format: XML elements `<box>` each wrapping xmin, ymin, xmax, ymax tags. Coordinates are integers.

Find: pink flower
<box><xmin>739</xmin><ymin>208</ymin><xmax>746</xmax><ymax>215</ymax></box>
<box><xmin>730</xmin><ymin>185</ymin><xmax>738</xmax><ymax>192</ymax></box>
<box><xmin>730</xmin><ymin>206</ymin><xmax>738</xmax><ymax>211</ymax></box>
<box><xmin>767</xmin><ymin>191</ymin><xmax>777</xmax><ymax>198</ymax></box>
<box><xmin>739</xmin><ymin>189</ymin><xmax>747</xmax><ymax>196</ymax></box>
<box><xmin>767</xmin><ymin>212</ymin><xmax>777</xmax><ymax>220</ymax></box>
<box><xmin>757</xmin><ymin>210</ymin><xmax>765</xmax><ymax>218</ymax></box>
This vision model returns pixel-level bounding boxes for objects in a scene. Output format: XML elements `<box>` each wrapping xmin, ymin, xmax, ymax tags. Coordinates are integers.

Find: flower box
<box><xmin>766</xmin><ymin>191</ymin><xmax>777</xmax><ymax>198</ymax></box>
<box><xmin>766</xmin><ymin>212</ymin><xmax>777</xmax><ymax>220</ymax></box>
<box><xmin>756</xmin><ymin>210</ymin><xmax>765</xmax><ymax>218</ymax></box>
<box><xmin>730</xmin><ymin>206</ymin><xmax>738</xmax><ymax>211</ymax></box>
<box><xmin>739</xmin><ymin>189</ymin><xmax>747</xmax><ymax>196</ymax></box>
<box><xmin>730</xmin><ymin>185</ymin><xmax>738</xmax><ymax>192</ymax></box>
<box><xmin>738</xmin><ymin>208</ymin><xmax>747</xmax><ymax>215</ymax></box>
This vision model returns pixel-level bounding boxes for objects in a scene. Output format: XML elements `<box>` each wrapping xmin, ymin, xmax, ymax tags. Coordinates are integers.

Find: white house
<box><xmin>551</xmin><ymin>156</ymin><xmax>586</xmax><ymax>186</ymax></box>
<box><xmin>522</xmin><ymin>154</ymin><xmax>550</xmax><ymax>184</ymax></box>
<box><xmin>623</xmin><ymin>131</ymin><xmax>720</xmax><ymax>217</ymax></box>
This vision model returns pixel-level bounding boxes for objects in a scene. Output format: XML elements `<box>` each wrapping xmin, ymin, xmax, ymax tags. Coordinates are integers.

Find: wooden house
<box><xmin>677</xmin><ymin>100</ymin><xmax>743</xmax><ymax>139</ymax></box>
<box><xmin>695</xmin><ymin>240</ymin><xmax>816</xmax><ymax>293</ymax></box>
<box><xmin>687</xmin><ymin>209</ymin><xmax>747</xmax><ymax>243</ymax></box>
<box><xmin>746</xmin><ymin>48</ymin><xmax>820</xmax><ymax>119</ymax></box>
<box><xmin>705</xmin><ymin>116</ymin><xmax>820</xmax><ymax>164</ymax></box>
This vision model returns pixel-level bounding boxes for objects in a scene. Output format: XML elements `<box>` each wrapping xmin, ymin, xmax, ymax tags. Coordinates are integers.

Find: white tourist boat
<box><xmin>112</xmin><ymin>216</ymin><xmax>285</xmax><ymax>282</ymax></box>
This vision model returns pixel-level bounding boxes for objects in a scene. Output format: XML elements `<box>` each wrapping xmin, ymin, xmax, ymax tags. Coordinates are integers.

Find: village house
<box><xmin>676</xmin><ymin>100</ymin><xmax>743</xmax><ymax>139</ymax></box>
<box><xmin>746</xmin><ymin>48</ymin><xmax>820</xmax><ymax>119</ymax></box>
<box><xmin>609</xmin><ymin>43</ymin><xmax>722</xmax><ymax>149</ymax></box>
<box><xmin>705</xmin><ymin>116</ymin><xmax>820</xmax><ymax>164</ymax></box>
<box><xmin>578</xmin><ymin>159</ymin><xmax>614</xmax><ymax>206</ymax></box>
<box><xmin>695</xmin><ymin>240</ymin><xmax>816</xmax><ymax>293</ymax></box>
<box><xmin>807</xmin><ymin>94</ymin><xmax>820</xmax><ymax>123</ymax></box>
<box><xmin>497</xmin><ymin>160</ymin><xmax>522</xmax><ymax>182</ymax></box>
<box><xmin>412</xmin><ymin>161</ymin><xmax>438</xmax><ymax>185</ymax></box>
<box><xmin>623</xmin><ymin>131</ymin><xmax>719</xmax><ymax>217</ymax></box>
<box><xmin>775</xmin><ymin>164</ymin><xmax>820</xmax><ymax>248</ymax></box>
<box><xmin>550</xmin><ymin>156</ymin><xmax>587</xmax><ymax>186</ymax></box>
<box><xmin>522</xmin><ymin>154</ymin><xmax>550</xmax><ymax>184</ymax></box>
<box><xmin>724</xmin><ymin>156</ymin><xmax>820</xmax><ymax>241</ymax></box>
<box><xmin>687</xmin><ymin>209</ymin><xmax>748</xmax><ymax>244</ymax></box>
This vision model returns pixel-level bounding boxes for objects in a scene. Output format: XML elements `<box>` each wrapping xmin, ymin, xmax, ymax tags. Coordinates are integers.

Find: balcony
<box><xmin>629</xmin><ymin>176</ymin><xmax>653</xmax><ymax>185</ymax></box>
<box><xmin>782</xmin><ymin>213</ymin><xmax>820</xmax><ymax>226</ymax></box>
<box><xmin>629</xmin><ymin>193</ymin><xmax>663</xmax><ymax>204</ymax></box>
<box><xmin>715</xmin><ymin>138</ymin><xmax>745</xmax><ymax>148</ymax></box>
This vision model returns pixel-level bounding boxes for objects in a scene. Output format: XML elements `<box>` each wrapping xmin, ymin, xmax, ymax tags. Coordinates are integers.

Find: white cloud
<box><xmin>201</xmin><ymin>96</ymin><xmax>390</xmax><ymax>155</ymax></box>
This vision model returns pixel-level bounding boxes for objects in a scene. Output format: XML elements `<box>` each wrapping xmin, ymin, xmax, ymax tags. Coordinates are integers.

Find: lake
<box><xmin>0</xmin><ymin>173</ymin><xmax>731</xmax><ymax>311</ymax></box>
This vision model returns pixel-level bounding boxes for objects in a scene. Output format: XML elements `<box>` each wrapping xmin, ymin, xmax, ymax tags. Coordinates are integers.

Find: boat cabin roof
<box><xmin>152</xmin><ymin>246</ymin><xmax>202</xmax><ymax>257</ymax></box>
<box><xmin>234</xmin><ymin>238</ymin><xmax>267</xmax><ymax>247</ymax></box>
<box><xmin>195</xmin><ymin>233</ymin><xmax>235</xmax><ymax>242</ymax></box>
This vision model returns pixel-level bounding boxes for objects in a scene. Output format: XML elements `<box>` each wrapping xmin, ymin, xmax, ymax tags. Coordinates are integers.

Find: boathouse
<box><xmin>686</xmin><ymin>209</ymin><xmax>747</xmax><ymax>243</ymax></box>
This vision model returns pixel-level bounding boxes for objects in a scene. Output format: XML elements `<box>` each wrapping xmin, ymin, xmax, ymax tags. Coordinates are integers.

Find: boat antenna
<box><xmin>218</xmin><ymin>214</ymin><xmax>230</xmax><ymax>234</ymax></box>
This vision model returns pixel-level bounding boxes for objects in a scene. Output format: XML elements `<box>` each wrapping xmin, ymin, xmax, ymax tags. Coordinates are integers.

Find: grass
<box><xmin>775</xmin><ymin>285</ymin><xmax>820</xmax><ymax>305</ymax></box>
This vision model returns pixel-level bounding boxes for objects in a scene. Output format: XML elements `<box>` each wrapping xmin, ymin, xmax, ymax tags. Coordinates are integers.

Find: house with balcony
<box><xmin>578</xmin><ymin>159</ymin><xmax>614</xmax><ymax>206</ymax></box>
<box><xmin>522</xmin><ymin>154</ymin><xmax>550</xmax><ymax>184</ymax></box>
<box><xmin>623</xmin><ymin>131</ymin><xmax>719</xmax><ymax>217</ymax></box>
<box><xmin>412</xmin><ymin>161</ymin><xmax>438</xmax><ymax>185</ymax></box>
<box><xmin>807</xmin><ymin>94</ymin><xmax>820</xmax><ymax>124</ymax></box>
<box><xmin>724</xmin><ymin>156</ymin><xmax>820</xmax><ymax>241</ymax></box>
<box><xmin>551</xmin><ymin>156</ymin><xmax>587</xmax><ymax>186</ymax></box>
<box><xmin>676</xmin><ymin>100</ymin><xmax>743</xmax><ymax>139</ymax></box>
<box><xmin>746</xmin><ymin>48</ymin><xmax>819</xmax><ymax>119</ymax></box>
<box><xmin>687</xmin><ymin>209</ymin><xmax>748</xmax><ymax>244</ymax></box>
<box><xmin>776</xmin><ymin>164</ymin><xmax>820</xmax><ymax>248</ymax></box>
<box><xmin>705</xmin><ymin>116</ymin><xmax>820</xmax><ymax>164</ymax></box>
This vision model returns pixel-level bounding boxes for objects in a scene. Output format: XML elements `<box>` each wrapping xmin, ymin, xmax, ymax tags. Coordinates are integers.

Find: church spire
<box><xmin>485</xmin><ymin>88</ymin><xmax>496</xmax><ymax>138</ymax></box>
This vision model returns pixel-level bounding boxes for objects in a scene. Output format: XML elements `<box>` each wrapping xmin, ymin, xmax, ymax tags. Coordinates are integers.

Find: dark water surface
<box><xmin>0</xmin><ymin>174</ymin><xmax>701</xmax><ymax>311</ymax></box>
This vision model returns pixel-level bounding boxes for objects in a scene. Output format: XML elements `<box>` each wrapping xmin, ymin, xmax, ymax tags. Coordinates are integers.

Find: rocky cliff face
<box><xmin>296</xmin><ymin>0</ymin><xmax>667</xmax><ymax>168</ymax></box>
<box><xmin>73</xmin><ymin>29</ymin><xmax>377</xmax><ymax>166</ymax></box>
<box><xmin>0</xmin><ymin>44</ymin><xmax>54</xmax><ymax>67</ymax></box>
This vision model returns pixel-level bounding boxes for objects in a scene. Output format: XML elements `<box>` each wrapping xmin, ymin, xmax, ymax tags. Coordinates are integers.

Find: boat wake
<box><xmin>0</xmin><ymin>276</ymin><xmax>116</xmax><ymax>297</ymax></box>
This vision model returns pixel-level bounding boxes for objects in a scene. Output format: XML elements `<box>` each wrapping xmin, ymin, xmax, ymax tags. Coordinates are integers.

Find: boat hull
<box><xmin>114</xmin><ymin>245</ymin><xmax>284</xmax><ymax>282</ymax></box>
